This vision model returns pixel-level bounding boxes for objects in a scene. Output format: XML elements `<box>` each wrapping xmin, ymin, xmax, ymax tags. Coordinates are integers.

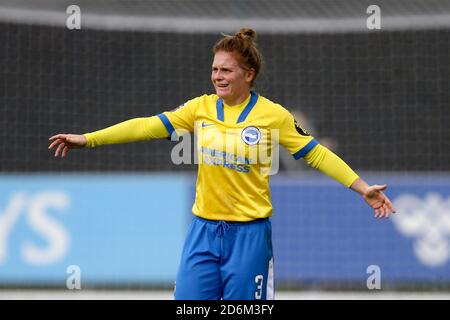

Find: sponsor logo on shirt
<box><xmin>200</xmin><ymin>146</ymin><xmax>251</xmax><ymax>173</ymax></box>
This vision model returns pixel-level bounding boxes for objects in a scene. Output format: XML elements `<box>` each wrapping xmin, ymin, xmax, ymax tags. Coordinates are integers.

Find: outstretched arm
<box><xmin>48</xmin><ymin>116</ymin><xmax>169</xmax><ymax>158</ymax></box>
<box><xmin>304</xmin><ymin>144</ymin><xmax>396</xmax><ymax>219</ymax></box>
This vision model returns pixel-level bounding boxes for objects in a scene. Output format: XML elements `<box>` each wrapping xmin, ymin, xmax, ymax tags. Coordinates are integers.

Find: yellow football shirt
<box><xmin>159</xmin><ymin>92</ymin><xmax>318</xmax><ymax>221</ymax></box>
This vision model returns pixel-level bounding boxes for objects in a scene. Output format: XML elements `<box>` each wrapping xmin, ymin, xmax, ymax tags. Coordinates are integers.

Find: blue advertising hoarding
<box><xmin>270</xmin><ymin>173</ymin><xmax>450</xmax><ymax>284</ymax></box>
<box><xmin>0</xmin><ymin>173</ymin><xmax>449</xmax><ymax>286</ymax></box>
<box><xmin>0</xmin><ymin>174</ymin><xmax>191</xmax><ymax>285</ymax></box>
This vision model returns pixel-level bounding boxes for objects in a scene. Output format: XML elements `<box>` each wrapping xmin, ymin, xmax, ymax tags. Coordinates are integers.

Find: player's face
<box><xmin>211</xmin><ymin>51</ymin><xmax>254</xmax><ymax>106</ymax></box>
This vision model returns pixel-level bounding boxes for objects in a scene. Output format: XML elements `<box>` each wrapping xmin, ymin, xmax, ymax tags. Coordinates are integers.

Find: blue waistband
<box><xmin>193</xmin><ymin>215</ymin><xmax>269</xmax><ymax>226</ymax></box>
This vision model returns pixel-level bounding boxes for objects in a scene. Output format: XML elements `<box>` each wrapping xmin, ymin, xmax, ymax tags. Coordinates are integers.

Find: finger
<box><xmin>374</xmin><ymin>208</ymin><xmax>380</xmax><ymax>218</ymax></box>
<box><xmin>48</xmin><ymin>138</ymin><xmax>63</xmax><ymax>150</ymax></box>
<box><xmin>386</xmin><ymin>199</ymin><xmax>396</xmax><ymax>214</ymax></box>
<box><xmin>49</xmin><ymin>134</ymin><xmax>66</xmax><ymax>141</ymax></box>
<box><xmin>62</xmin><ymin>146</ymin><xmax>69</xmax><ymax>158</ymax></box>
<box><xmin>55</xmin><ymin>142</ymin><xmax>65</xmax><ymax>157</ymax></box>
<box><xmin>383</xmin><ymin>204</ymin><xmax>390</xmax><ymax>219</ymax></box>
<box><xmin>378</xmin><ymin>205</ymin><xmax>385</xmax><ymax>219</ymax></box>
<box><xmin>374</xmin><ymin>184</ymin><xmax>387</xmax><ymax>192</ymax></box>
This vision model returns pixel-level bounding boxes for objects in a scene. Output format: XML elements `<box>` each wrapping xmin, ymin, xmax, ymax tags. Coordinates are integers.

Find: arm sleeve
<box><xmin>278</xmin><ymin>108</ymin><xmax>319</xmax><ymax>159</ymax></box>
<box><xmin>304</xmin><ymin>144</ymin><xmax>359</xmax><ymax>187</ymax></box>
<box><xmin>158</xmin><ymin>97</ymin><xmax>199</xmax><ymax>136</ymax></box>
<box><xmin>83</xmin><ymin>116</ymin><xmax>169</xmax><ymax>148</ymax></box>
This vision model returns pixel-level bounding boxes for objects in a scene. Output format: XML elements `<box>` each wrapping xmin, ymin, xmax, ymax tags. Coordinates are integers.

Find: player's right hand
<box><xmin>48</xmin><ymin>134</ymin><xmax>87</xmax><ymax>157</ymax></box>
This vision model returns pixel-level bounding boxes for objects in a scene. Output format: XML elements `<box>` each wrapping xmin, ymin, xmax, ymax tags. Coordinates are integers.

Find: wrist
<box><xmin>350</xmin><ymin>177</ymin><xmax>369</xmax><ymax>195</ymax></box>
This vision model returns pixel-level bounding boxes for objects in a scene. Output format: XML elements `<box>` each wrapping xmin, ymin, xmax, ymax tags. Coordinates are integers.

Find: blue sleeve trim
<box><xmin>157</xmin><ymin>113</ymin><xmax>175</xmax><ymax>136</ymax></box>
<box><xmin>293</xmin><ymin>139</ymin><xmax>319</xmax><ymax>160</ymax></box>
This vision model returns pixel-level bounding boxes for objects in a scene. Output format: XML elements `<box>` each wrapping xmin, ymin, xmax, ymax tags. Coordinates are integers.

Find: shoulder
<box><xmin>193</xmin><ymin>94</ymin><xmax>219</xmax><ymax>103</ymax></box>
<box><xmin>171</xmin><ymin>94</ymin><xmax>217</xmax><ymax>113</ymax></box>
<box><xmin>185</xmin><ymin>94</ymin><xmax>219</xmax><ymax>108</ymax></box>
<box><xmin>257</xmin><ymin>95</ymin><xmax>292</xmax><ymax>119</ymax></box>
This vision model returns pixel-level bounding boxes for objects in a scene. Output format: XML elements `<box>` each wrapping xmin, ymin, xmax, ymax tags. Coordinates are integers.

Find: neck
<box><xmin>223</xmin><ymin>91</ymin><xmax>251</xmax><ymax>106</ymax></box>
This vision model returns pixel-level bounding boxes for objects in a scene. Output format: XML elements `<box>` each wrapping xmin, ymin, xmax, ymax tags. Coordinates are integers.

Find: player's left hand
<box><xmin>362</xmin><ymin>184</ymin><xmax>396</xmax><ymax>219</ymax></box>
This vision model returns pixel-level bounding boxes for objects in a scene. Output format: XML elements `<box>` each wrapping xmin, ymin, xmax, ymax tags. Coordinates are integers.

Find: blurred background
<box><xmin>1</xmin><ymin>0</ymin><xmax>450</xmax><ymax>299</ymax></box>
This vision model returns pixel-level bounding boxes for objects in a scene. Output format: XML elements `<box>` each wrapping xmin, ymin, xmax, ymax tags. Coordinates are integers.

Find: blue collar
<box><xmin>216</xmin><ymin>91</ymin><xmax>259</xmax><ymax>123</ymax></box>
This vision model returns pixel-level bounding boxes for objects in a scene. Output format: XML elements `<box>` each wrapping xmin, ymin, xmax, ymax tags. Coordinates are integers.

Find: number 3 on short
<box><xmin>255</xmin><ymin>275</ymin><xmax>263</xmax><ymax>299</ymax></box>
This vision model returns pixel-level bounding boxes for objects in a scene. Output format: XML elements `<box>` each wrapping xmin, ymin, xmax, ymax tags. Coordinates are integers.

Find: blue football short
<box><xmin>174</xmin><ymin>215</ymin><xmax>274</xmax><ymax>300</ymax></box>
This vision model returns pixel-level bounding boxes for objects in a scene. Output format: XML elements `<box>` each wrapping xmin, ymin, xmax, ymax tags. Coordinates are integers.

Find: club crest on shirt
<box><xmin>294</xmin><ymin>119</ymin><xmax>310</xmax><ymax>136</ymax></box>
<box><xmin>241</xmin><ymin>126</ymin><xmax>261</xmax><ymax>145</ymax></box>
